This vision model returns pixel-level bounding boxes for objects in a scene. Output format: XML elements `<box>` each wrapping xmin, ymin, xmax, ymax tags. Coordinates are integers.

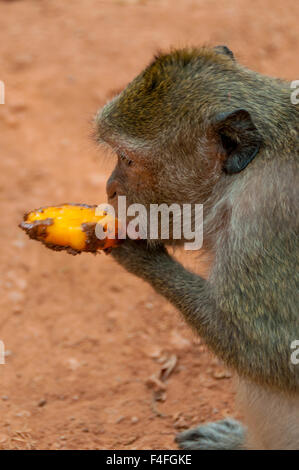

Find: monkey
<box><xmin>94</xmin><ymin>45</ymin><xmax>299</xmax><ymax>450</ymax></box>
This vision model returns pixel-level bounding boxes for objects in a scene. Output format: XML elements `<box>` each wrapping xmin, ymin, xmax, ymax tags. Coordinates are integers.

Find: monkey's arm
<box><xmin>111</xmin><ymin>240</ymin><xmax>298</xmax><ymax>392</ymax></box>
<box><xmin>112</xmin><ymin>241</ymin><xmax>216</xmax><ymax>314</ymax></box>
<box><xmin>111</xmin><ymin>240</ymin><xmax>223</xmax><ymax>339</ymax></box>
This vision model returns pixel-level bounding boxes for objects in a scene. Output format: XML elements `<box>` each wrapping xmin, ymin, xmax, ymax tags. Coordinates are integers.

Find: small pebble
<box><xmin>145</xmin><ymin>303</ymin><xmax>153</xmax><ymax>310</ymax></box>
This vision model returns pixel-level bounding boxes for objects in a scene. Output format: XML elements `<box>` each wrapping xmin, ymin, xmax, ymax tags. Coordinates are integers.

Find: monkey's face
<box><xmin>96</xmin><ymin>112</ymin><xmax>217</xmax><ymax>241</ymax></box>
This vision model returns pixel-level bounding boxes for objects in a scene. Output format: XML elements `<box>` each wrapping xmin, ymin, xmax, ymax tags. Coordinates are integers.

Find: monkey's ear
<box><xmin>214</xmin><ymin>108</ymin><xmax>262</xmax><ymax>174</ymax></box>
<box><xmin>213</xmin><ymin>45</ymin><xmax>235</xmax><ymax>60</ymax></box>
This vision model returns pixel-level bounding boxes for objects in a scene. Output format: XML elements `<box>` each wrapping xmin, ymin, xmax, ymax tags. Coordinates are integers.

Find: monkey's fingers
<box><xmin>19</xmin><ymin>204</ymin><xmax>123</xmax><ymax>255</ymax></box>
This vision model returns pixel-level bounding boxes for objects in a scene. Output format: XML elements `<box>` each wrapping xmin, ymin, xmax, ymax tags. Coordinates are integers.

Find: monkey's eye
<box><xmin>117</xmin><ymin>151</ymin><xmax>133</xmax><ymax>166</ymax></box>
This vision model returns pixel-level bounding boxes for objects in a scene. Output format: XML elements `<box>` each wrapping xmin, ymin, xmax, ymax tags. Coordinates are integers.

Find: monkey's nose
<box><xmin>106</xmin><ymin>178</ymin><xmax>119</xmax><ymax>201</ymax></box>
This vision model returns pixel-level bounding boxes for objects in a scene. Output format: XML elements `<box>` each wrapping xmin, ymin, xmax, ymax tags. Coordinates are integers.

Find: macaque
<box><xmin>95</xmin><ymin>45</ymin><xmax>299</xmax><ymax>449</ymax></box>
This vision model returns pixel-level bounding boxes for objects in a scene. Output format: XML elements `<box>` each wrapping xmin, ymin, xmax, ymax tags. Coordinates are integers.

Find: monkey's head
<box><xmin>95</xmin><ymin>46</ymin><xmax>264</xmax><ymax>240</ymax></box>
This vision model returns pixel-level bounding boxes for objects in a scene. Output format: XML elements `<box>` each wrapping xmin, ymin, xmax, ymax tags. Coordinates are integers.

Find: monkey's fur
<box><xmin>95</xmin><ymin>46</ymin><xmax>299</xmax><ymax>449</ymax></box>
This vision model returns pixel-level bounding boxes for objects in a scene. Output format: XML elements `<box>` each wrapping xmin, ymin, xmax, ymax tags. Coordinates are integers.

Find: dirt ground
<box><xmin>0</xmin><ymin>0</ymin><xmax>298</xmax><ymax>450</ymax></box>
